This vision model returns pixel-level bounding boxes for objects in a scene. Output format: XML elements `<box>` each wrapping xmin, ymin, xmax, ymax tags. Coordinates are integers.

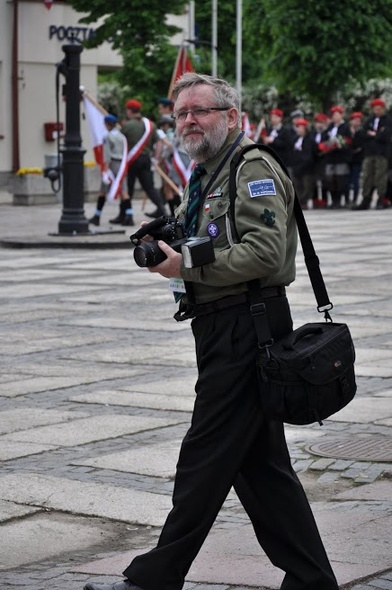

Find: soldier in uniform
<box><xmin>110</xmin><ymin>99</ymin><xmax>167</xmax><ymax>225</ymax></box>
<box><xmin>84</xmin><ymin>74</ymin><xmax>339</xmax><ymax>590</ymax></box>
<box><xmin>88</xmin><ymin>114</ymin><xmax>129</xmax><ymax>226</ymax></box>
<box><xmin>261</xmin><ymin>108</ymin><xmax>293</xmax><ymax>167</ymax></box>
<box><xmin>352</xmin><ymin>98</ymin><xmax>392</xmax><ymax>210</ymax></box>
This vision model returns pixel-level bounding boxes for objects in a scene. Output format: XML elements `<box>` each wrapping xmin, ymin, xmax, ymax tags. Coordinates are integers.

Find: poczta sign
<box><xmin>49</xmin><ymin>25</ymin><xmax>95</xmax><ymax>42</ymax></box>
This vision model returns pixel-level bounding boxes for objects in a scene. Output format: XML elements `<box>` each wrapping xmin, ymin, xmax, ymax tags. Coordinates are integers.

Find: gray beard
<box><xmin>180</xmin><ymin>121</ymin><xmax>227</xmax><ymax>162</ymax></box>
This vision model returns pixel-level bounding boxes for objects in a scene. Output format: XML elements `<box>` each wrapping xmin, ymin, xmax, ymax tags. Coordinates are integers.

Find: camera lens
<box><xmin>133</xmin><ymin>242</ymin><xmax>167</xmax><ymax>268</ymax></box>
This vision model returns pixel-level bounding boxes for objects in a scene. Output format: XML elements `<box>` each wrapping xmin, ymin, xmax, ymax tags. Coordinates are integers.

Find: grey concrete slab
<box><xmin>64</xmin><ymin>343</ymin><xmax>197</xmax><ymax>368</ymax></box>
<box><xmin>0</xmin><ymin>408</ymin><xmax>90</xmax><ymax>435</ymax></box>
<box><xmin>334</xmin><ymin>481</ymin><xmax>391</xmax><ymax>502</ymax></box>
<box><xmin>0</xmin><ymin>513</ymin><xmax>116</xmax><ymax>570</ymax></box>
<box><xmin>0</xmin><ymin>375</ymin><xmax>133</xmax><ymax>398</ymax></box>
<box><xmin>0</xmin><ymin>499</ymin><xmax>41</xmax><ymax>523</ymax></box>
<box><xmin>328</xmin><ymin>397</ymin><xmax>392</xmax><ymax>423</ymax></box>
<box><xmin>0</xmin><ymin>283</ymin><xmax>105</xmax><ymax>298</ymax></box>
<box><xmin>0</xmin><ymin>440</ymin><xmax>58</xmax><ymax>460</ymax></box>
<box><xmin>1</xmin><ymin>415</ymin><xmax>184</xmax><ymax>447</ymax></box>
<box><xmin>71</xmin><ymin>390</ymin><xmax>195</xmax><ymax>412</ymax></box>
<box><xmin>0</xmin><ymin>332</ymin><xmax>119</xmax><ymax>355</ymax></box>
<box><xmin>122</xmin><ymin>377</ymin><xmax>197</xmax><ymax>396</ymax></box>
<box><xmin>72</xmin><ymin>439</ymin><xmax>183</xmax><ymax>478</ymax></box>
<box><xmin>0</xmin><ymin>474</ymin><xmax>172</xmax><ymax>526</ymax></box>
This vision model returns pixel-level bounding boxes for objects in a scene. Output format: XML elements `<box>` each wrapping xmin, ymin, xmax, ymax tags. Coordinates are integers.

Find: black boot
<box><xmin>352</xmin><ymin>197</ymin><xmax>371</xmax><ymax>210</ymax></box>
<box><xmin>110</xmin><ymin>201</ymin><xmax>126</xmax><ymax>224</ymax></box>
<box><xmin>122</xmin><ymin>214</ymin><xmax>135</xmax><ymax>226</ymax></box>
<box><xmin>88</xmin><ymin>215</ymin><xmax>100</xmax><ymax>226</ymax></box>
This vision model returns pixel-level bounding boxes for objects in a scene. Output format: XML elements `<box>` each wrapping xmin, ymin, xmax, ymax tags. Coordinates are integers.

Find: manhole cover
<box><xmin>306</xmin><ymin>435</ymin><xmax>392</xmax><ymax>462</ymax></box>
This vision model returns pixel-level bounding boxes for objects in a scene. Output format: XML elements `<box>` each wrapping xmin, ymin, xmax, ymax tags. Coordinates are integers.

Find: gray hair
<box><xmin>172</xmin><ymin>73</ymin><xmax>241</xmax><ymax>127</ymax></box>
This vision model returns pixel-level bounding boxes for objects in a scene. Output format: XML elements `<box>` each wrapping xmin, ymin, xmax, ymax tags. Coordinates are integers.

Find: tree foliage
<box><xmin>257</xmin><ymin>0</ymin><xmax>392</xmax><ymax>109</ymax></box>
<box><xmin>69</xmin><ymin>0</ymin><xmax>392</xmax><ymax>115</ymax></box>
<box><xmin>68</xmin><ymin>0</ymin><xmax>189</xmax><ymax>116</ymax></box>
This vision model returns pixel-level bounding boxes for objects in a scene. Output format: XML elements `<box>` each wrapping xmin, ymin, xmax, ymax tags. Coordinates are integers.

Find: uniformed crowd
<box><xmin>88</xmin><ymin>95</ymin><xmax>392</xmax><ymax>228</ymax></box>
<box><xmin>249</xmin><ymin>98</ymin><xmax>392</xmax><ymax>211</ymax></box>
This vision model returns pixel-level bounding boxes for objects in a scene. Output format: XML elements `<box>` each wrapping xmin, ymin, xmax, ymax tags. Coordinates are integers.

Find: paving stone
<box><xmin>72</xmin><ymin>439</ymin><xmax>182</xmax><ymax>478</ymax></box>
<box><xmin>1</xmin><ymin>415</ymin><xmax>184</xmax><ymax>447</ymax></box>
<box><xmin>328</xmin><ymin>397</ymin><xmax>392</xmax><ymax>423</ymax></box>
<box><xmin>0</xmin><ymin>408</ymin><xmax>90</xmax><ymax>434</ymax></box>
<box><xmin>0</xmin><ymin>473</ymin><xmax>173</xmax><ymax>525</ymax></box>
<box><xmin>71</xmin><ymin>390</ymin><xmax>195</xmax><ymax>412</ymax></box>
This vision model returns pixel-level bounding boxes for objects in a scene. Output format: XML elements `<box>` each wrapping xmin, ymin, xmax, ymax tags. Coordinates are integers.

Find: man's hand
<box><xmin>148</xmin><ymin>241</ymin><xmax>182</xmax><ymax>278</ymax></box>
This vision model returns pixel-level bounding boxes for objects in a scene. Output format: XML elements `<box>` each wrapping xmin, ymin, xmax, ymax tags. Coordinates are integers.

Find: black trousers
<box><xmin>124</xmin><ymin>296</ymin><xmax>338</xmax><ymax>590</ymax></box>
<box><xmin>127</xmin><ymin>153</ymin><xmax>166</xmax><ymax>215</ymax></box>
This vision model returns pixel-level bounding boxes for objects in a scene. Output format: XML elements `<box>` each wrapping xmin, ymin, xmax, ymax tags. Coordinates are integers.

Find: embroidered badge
<box><xmin>261</xmin><ymin>208</ymin><xmax>276</xmax><ymax>227</ymax></box>
<box><xmin>206</xmin><ymin>187</ymin><xmax>223</xmax><ymax>199</ymax></box>
<box><xmin>248</xmin><ymin>179</ymin><xmax>276</xmax><ymax>198</ymax></box>
<box><xmin>207</xmin><ymin>222</ymin><xmax>220</xmax><ymax>238</ymax></box>
<box><xmin>204</xmin><ymin>203</ymin><xmax>211</xmax><ymax>213</ymax></box>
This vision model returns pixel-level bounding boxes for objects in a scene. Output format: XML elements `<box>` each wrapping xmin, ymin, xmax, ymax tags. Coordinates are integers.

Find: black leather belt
<box><xmin>192</xmin><ymin>286</ymin><xmax>286</xmax><ymax>317</ymax></box>
<box><xmin>111</xmin><ymin>158</ymin><xmax>122</xmax><ymax>162</ymax></box>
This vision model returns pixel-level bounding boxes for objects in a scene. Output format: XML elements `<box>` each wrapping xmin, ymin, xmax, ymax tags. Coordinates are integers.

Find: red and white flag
<box><xmin>168</xmin><ymin>45</ymin><xmax>194</xmax><ymax>99</ymax></box>
<box><xmin>43</xmin><ymin>0</ymin><xmax>53</xmax><ymax>9</ymax></box>
<box><xmin>82</xmin><ymin>91</ymin><xmax>107</xmax><ymax>171</ymax></box>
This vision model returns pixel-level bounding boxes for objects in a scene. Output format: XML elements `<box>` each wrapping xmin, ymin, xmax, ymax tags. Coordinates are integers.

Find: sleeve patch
<box><xmin>248</xmin><ymin>179</ymin><xmax>276</xmax><ymax>197</ymax></box>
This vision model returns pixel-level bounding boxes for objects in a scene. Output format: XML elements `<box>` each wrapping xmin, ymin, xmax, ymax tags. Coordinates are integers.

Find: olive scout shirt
<box><xmin>177</xmin><ymin>129</ymin><xmax>298</xmax><ymax>305</ymax></box>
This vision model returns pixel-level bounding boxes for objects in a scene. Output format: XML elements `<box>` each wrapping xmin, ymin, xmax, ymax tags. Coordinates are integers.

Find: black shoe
<box><xmin>89</xmin><ymin>215</ymin><xmax>100</xmax><ymax>226</ymax></box>
<box><xmin>122</xmin><ymin>214</ymin><xmax>135</xmax><ymax>226</ymax></box>
<box><xmin>84</xmin><ymin>579</ymin><xmax>139</xmax><ymax>590</ymax></box>
<box><xmin>376</xmin><ymin>198</ymin><xmax>391</xmax><ymax>210</ymax></box>
<box><xmin>352</xmin><ymin>201</ymin><xmax>370</xmax><ymax>210</ymax></box>
<box><xmin>109</xmin><ymin>215</ymin><xmax>125</xmax><ymax>224</ymax></box>
<box><xmin>145</xmin><ymin>209</ymin><xmax>162</xmax><ymax>219</ymax></box>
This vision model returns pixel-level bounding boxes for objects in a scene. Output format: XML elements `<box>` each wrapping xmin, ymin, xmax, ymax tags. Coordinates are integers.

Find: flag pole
<box><xmin>236</xmin><ymin>0</ymin><xmax>242</xmax><ymax>113</ymax></box>
<box><xmin>80</xmin><ymin>87</ymin><xmax>107</xmax><ymax>115</ymax></box>
<box><xmin>212</xmin><ymin>0</ymin><xmax>218</xmax><ymax>77</ymax></box>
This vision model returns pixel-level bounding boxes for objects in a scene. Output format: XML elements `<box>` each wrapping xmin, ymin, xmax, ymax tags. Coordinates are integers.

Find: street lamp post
<box><xmin>58</xmin><ymin>44</ymin><xmax>88</xmax><ymax>235</ymax></box>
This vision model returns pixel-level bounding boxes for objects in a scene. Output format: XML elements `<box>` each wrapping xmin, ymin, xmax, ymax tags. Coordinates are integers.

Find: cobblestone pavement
<box><xmin>0</xmin><ymin>198</ymin><xmax>391</xmax><ymax>589</ymax></box>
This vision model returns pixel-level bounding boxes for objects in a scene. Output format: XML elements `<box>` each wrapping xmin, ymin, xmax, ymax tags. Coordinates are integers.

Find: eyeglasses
<box><xmin>172</xmin><ymin>107</ymin><xmax>231</xmax><ymax>122</ymax></box>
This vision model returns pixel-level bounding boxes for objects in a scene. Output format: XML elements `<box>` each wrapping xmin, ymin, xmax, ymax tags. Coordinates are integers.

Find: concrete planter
<box><xmin>10</xmin><ymin>165</ymin><xmax>101</xmax><ymax>206</ymax></box>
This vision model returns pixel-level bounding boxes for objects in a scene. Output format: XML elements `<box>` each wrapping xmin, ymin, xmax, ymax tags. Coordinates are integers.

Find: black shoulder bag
<box><xmin>229</xmin><ymin>144</ymin><xmax>356</xmax><ymax>426</ymax></box>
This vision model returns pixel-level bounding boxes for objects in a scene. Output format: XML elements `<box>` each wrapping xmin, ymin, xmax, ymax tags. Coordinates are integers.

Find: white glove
<box><xmin>102</xmin><ymin>171</ymin><xmax>111</xmax><ymax>185</ymax></box>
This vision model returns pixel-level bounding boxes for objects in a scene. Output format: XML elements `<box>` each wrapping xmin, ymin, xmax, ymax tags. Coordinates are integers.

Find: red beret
<box><xmin>370</xmin><ymin>98</ymin><xmax>385</xmax><ymax>108</ymax></box>
<box><xmin>330</xmin><ymin>105</ymin><xmax>344</xmax><ymax>114</ymax></box>
<box><xmin>295</xmin><ymin>118</ymin><xmax>309</xmax><ymax>127</ymax></box>
<box><xmin>126</xmin><ymin>99</ymin><xmax>142</xmax><ymax>110</ymax></box>
<box><xmin>314</xmin><ymin>113</ymin><xmax>328</xmax><ymax>123</ymax></box>
<box><xmin>270</xmin><ymin>108</ymin><xmax>283</xmax><ymax>117</ymax></box>
<box><xmin>350</xmin><ymin>112</ymin><xmax>364</xmax><ymax>120</ymax></box>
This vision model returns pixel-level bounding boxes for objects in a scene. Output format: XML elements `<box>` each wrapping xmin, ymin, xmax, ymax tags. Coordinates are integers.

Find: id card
<box><xmin>169</xmin><ymin>277</ymin><xmax>186</xmax><ymax>294</ymax></box>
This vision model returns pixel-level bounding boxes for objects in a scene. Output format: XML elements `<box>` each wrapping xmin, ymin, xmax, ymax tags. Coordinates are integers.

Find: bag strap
<box><xmin>229</xmin><ymin>143</ymin><xmax>333</xmax><ymax>321</ymax></box>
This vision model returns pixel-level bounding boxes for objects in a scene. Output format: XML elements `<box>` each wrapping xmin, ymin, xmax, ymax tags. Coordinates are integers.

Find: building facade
<box><xmin>0</xmin><ymin>0</ymin><xmax>193</xmax><ymax>187</ymax></box>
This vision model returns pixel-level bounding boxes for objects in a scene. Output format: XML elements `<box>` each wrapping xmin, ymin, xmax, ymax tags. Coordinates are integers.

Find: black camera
<box><xmin>130</xmin><ymin>216</ymin><xmax>215</xmax><ymax>268</ymax></box>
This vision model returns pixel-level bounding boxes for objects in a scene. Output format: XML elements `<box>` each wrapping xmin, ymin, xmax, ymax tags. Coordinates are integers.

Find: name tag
<box><xmin>169</xmin><ymin>277</ymin><xmax>186</xmax><ymax>294</ymax></box>
<box><xmin>248</xmin><ymin>179</ymin><xmax>276</xmax><ymax>197</ymax></box>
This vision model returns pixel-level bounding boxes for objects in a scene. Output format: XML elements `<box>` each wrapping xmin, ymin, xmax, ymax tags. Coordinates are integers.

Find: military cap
<box><xmin>104</xmin><ymin>114</ymin><xmax>118</xmax><ymax>124</ymax></box>
<box><xmin>330</xmin><ymin>105</ymin><xmax>344</xmax><ymax>114</ymax></box>
<box><xmin>290</xmin><ymin>109</ymin><xmax>304</xmax><ymax>119</ymax></box>
<box><xmin>370</xmin><ymin>98</ymin><xmax>386</xmax><ymax>108</ymax></box>
<box><xmin>314</xmin><ymin>113</ymin><xmax>328</xmax><ymax>122</ymax></box>
<box><xmin>126</xmin><ymin>99</ymin><xmax>142</xmax><ymax>110</ymax></box>
<box><xmin>270</xmin><ymin>108</ymin><xmax>283</xmax><ymax>117</ymax></box>
<box><xmin>294</xmin><ymin>118</ymin><xmax>309</xmax><ymax>127</ymax></box>
<box><xmin>349</xmin><ymin>112</ymin><xmax>364</xmax><ymax>120</ymax></box>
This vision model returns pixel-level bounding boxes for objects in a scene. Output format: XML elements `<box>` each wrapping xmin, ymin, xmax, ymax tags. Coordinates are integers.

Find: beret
<box><xmin>350</xmin><ymin>112</ymin><xmax>364</xmax><ymax>120</ymax></box>
<box><xmin>158</xmin><ymin>97</ymin><xmax>173</xmax><ymax>107</ymax></box>
<box><xmin>330</xmin><ymin>105</ymin><xmax>344</xmax><ymax>114</ymax></box>
<box><xmin>270</xmin><ymin>108</ymin><xmax>283</xmax><ymax>117</ymax></box>
<box><xmin>370</xmin><ymin>98</ymin><xmax>385</xmax><ymax>108</ymax></box>
<box><xmin>126</xmin><ymin>99</ymin><xmax>142</xmax><ymax>110</ymax></box>
<box><xmin>314</xmin><ymin>113</ymin><xmax>328</xmax><ymax>122</ymax></box>
<box><xmin>104</xmin><ymin>114</ymin><xmax>118</xmax><ymax>124</ymax></box>
<box><xmin>295</xmin><ymin>118</ymin><xmax>309</xmax><ymax>127</ymax></box>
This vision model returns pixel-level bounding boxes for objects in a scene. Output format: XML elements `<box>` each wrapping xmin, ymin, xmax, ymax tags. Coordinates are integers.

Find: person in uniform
<box><xmin>83</xmin><ymin>73</ymin><xmax>339</xmax><ymax>590</ymax></box>
<box><xmin>261</xmin><ymin>108</ymin><xmax>293</xmax><ymax>167</ymax></box>
<box><xmin>290</xmin><ymin>118</ymin><xmax>317</xmax><ymax>209</ymax></box>
<box><xmin>310</xmin><ymin>113</ymin><xmax>329</xmax><ymax>208</ymax></box>
<box><xmin>319</xmin><ymin>105</ymin><xmax>351</xmax><ymax>209</ymax></box>
<box><xmin>110</xmin><ymin>99</ymin><xmax>167</xmax><ymax>225</ymax></box>
<box><xmin>346</xmin><ymin>112</ymin><xmax>365</xmax><ymax>208</ymax></box>
<box><xmin>88</xmin><ymin>114</ymin><xmax>130</xmax><ymax>226</ymax></box>
<box><xmin>352</xmin><ymin>98</ymin><xmax>392</xmax><ymax>210</ymax></box>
